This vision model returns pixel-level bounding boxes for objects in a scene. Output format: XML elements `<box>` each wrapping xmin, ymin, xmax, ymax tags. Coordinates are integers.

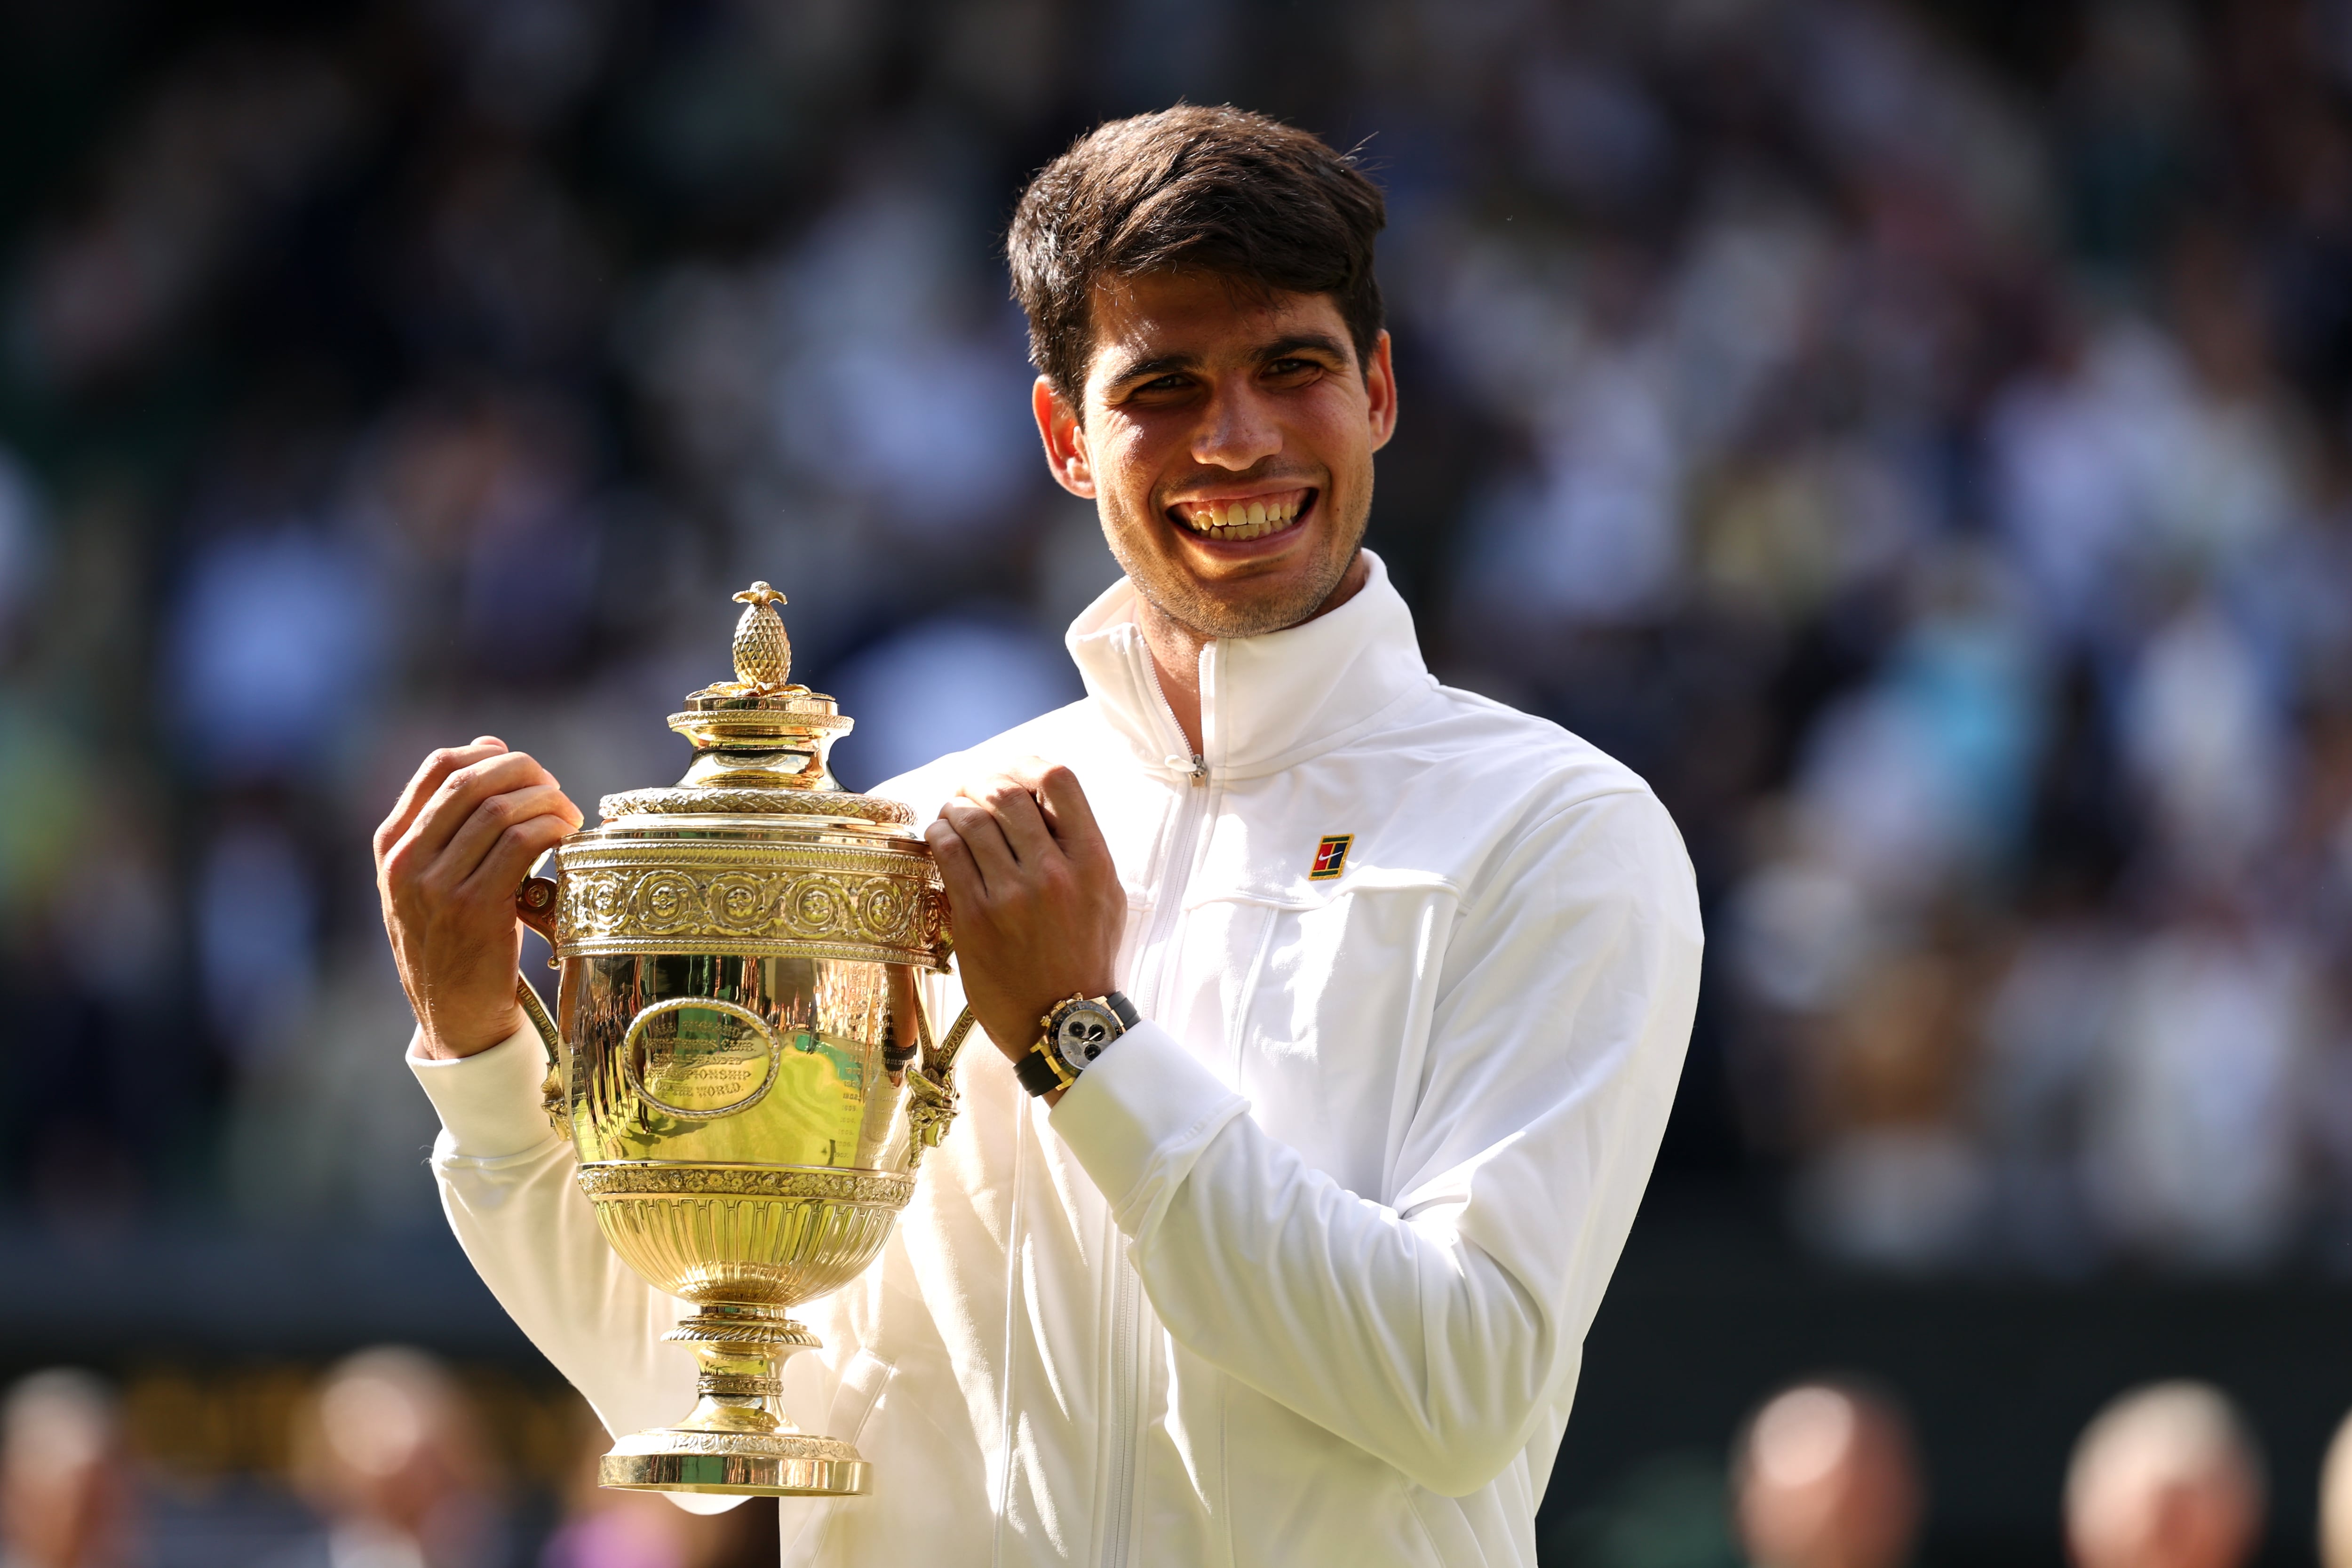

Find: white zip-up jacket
<box><xmin>410</xmin><ymin>553</ymin><xmax>1702</xmax><ymax>1568</ymax></box>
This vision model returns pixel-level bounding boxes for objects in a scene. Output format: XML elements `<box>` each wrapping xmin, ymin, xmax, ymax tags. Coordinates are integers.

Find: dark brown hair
<box><xmin>1007</xmin><ymin>105</ymin><xmax>1387</xmax><ymax>401</ymax></box>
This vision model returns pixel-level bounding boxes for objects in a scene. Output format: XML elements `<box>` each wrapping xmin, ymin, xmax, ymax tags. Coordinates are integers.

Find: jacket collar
<box><xmin>1065</xmin><ymin>549</ymin><xmax>1437</xmax><ymax>782</ymax></box>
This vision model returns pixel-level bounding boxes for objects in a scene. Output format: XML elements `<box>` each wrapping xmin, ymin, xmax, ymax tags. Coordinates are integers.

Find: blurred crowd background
<box><xmin>2</xmin><ymin>0</ymin><xmax>2352</xmax><ymax>1559</ymax></box>
<box><xmin>0</xmin><ymin>1352</ymin><xmax>783</xmax><ymax>1566</ymax></box>
<box><xmin>0</xmin><ymin>1356</ymin><xmax>2328</xmax><ymax>1568</ymax></box>
<box><xmin>0</xmin><ymin>1353</ymin><xmax>2313</xmax><ymax>1568</ymax></box>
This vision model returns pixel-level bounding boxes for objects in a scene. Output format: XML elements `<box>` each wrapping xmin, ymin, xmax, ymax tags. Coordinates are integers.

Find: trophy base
<box><xmin>598</xmin><ymin>1428</ymin><xmax>869</xmax><ymax>1496</ymax></box>
<box><xmin>596</xmin><ymin>1302</ymin><xmax>868</xmax><ymax>1496</ymax></box>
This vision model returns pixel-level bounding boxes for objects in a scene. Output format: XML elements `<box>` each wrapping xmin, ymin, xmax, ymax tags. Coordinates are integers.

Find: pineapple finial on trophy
<box><xmin>666</xmin><ymin>578</ymin><xmax>851</xmax><ymax>782</ymax></box>
<box><xmin>731</xmin><ymin>581</ymin><xmax>792</xmax><ymax>691</ymax></box>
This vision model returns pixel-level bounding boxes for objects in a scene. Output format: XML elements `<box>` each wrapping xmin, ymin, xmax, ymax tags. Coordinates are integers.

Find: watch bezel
<box><xmin>1041</xmin><ymin>995</ymin><xmax>1126</xmax><ymax>1079</ymax></box>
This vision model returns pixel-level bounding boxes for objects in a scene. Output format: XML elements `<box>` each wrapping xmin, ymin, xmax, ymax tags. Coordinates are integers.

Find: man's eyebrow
<box><xmin>1102</xmin><ymin>350</ymin><xmax>1200</xmax><ymax>387</ymax></box>
<box><xmin>1259</xmin><ymin>332</ymin><xmax>1352</xmax><ymax>364</ymax></box>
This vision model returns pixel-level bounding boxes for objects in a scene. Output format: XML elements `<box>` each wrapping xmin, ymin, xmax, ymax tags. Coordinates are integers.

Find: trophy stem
<box><xmin>597</xmin><ymin>1302</ymin><xmax>871</xmax><ymax>1496</ymax></box>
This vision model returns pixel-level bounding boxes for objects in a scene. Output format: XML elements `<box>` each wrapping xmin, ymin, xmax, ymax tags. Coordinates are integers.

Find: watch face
<box><xmin>1047</xmin><ymin>999</ymin><xmax>1121</xmax><ymax>1075</ymax></box>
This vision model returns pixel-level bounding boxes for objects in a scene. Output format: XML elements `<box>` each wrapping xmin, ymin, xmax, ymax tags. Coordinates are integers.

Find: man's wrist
<box><xmin>415</xmin><ymin>1004</ymin><xmax>531</xmax><ymax>1062</ymax></box>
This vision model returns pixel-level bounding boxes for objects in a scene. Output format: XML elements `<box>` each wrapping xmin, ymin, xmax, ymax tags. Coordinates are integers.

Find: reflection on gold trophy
<box><xmin>510</xmin><ymin>582</ymin><xmax>971</xmax><ymax>1497</ymax></box>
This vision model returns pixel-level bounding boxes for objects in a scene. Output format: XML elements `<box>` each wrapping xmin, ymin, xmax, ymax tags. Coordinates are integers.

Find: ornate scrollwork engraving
<box><xmin>792</xmin><ymin>878</ymin><xmax>841</xmax><ymax>931</ymax></box>
<box><xmin>577</xmin><ymin>1163</ymin><xmax>917</xmax><ymax>1208</ymax></box>
<box><xmin>599</xmin><ymin>787</ymin><xmax>914</xmax><ymax>825</ymax></box>
<box><xmin>699</xmin><ymin>1372</ymin><xmax>784</xmax><ymax>1399</ymax></box>
<box><xmin>858</xmin><ymin>883</ymin><xmax>907</xmax><ymax>938</ymax></box>
<box><xmin>553</xmin><ymin>841</ymin><xmax>948</xmax><ymax>967</ymax></box>
<box><xmin>706</xmin><ymin>872</ymin><xmax>771</xmax><ymax>931</ymax></box>
<box><xmin>631</xmin><ymin>870</ymin><xmax>703</xmax><ymax>933</ymax></box>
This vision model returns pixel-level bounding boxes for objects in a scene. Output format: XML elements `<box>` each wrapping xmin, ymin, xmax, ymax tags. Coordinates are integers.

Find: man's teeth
<box><xmin>1178</xmin><ymin>494</ymin><xmax>1305</xmax><ymax>541</ymax></box>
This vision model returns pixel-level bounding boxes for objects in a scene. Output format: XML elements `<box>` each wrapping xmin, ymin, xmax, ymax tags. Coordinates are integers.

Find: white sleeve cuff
<box><xmin>408</xmin><ymin>1023</ymin><xmax>562</xmax><ymax>1161</ymax></box>
<box><xmin>1044</xmin><ymin>1020</ymin><xmax>1247</xmax><ymax>1239</ymax></box>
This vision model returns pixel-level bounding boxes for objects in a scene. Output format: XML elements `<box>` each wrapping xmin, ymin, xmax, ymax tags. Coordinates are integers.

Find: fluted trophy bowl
<box><xmin>511</xmin><ymin>583</ymin><xmax>970</xmax><ymax>1497</ymax></box>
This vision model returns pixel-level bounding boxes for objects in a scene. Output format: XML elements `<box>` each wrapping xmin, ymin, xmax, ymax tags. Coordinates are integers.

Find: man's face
<box><xmin>1032</xmin><ymin>271</ymin><xmax>1397</xmax><ymax>640</ymax></box>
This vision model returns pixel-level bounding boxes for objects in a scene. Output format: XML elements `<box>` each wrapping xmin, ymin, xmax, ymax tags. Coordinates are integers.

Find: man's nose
<box><xmin>1191</xmin><ymin>382</ymin><xmax>1282</xmax><ymax>470</ymax></box>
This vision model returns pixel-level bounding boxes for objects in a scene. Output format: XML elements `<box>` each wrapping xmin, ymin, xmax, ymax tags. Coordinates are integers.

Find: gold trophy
<box><xmin>509</xmin><ymin>582</ymin><xmax>971</xmax><ymax>1497</ymax></box>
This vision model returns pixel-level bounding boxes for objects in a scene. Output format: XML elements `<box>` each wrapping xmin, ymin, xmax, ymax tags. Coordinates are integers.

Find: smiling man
<box><xmin>382</xmin><ymin>107</ymin><xmax>1702</xmax><ymax>1568</ymax></box>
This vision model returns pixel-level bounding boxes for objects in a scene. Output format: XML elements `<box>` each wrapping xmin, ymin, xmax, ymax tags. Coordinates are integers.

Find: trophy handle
<box><xmin>903</xmin><ymin>990</ymin><xmax>977</xmax><ymax>1165</ymax></box>
<box><xmin>516</xmin><ymin>873</ymin><xmax>560</xmax><ymax>949</ymax></box>
<box><xmin>514</xmin><ymin>872</ymin><xmax>566</xmax><ymax>1134</ymax></box>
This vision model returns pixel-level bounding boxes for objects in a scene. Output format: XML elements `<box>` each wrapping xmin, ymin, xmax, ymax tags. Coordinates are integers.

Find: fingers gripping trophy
<box><xmin>504</xmin><ymin>582</ymin><xmax>973</xmax><ymax>1497</ymax></box>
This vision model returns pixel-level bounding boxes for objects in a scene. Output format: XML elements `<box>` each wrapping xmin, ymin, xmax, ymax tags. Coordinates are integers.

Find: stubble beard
<box><xmin>1103</xmin><ymin>491</ymin><xmax>1370</xmax><ymax>643</ymax></box>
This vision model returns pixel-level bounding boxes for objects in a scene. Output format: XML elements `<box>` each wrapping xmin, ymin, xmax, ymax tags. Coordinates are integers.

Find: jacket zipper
<box><xmin>1101</xmin><ymin>643</ymin><xmax>1211</xmax><ymax>1568</ymax></box>
<box><xmin>1142</xmin><ymin>637</ymin><xmax>1208</xmax><ymax>788</ymax></box>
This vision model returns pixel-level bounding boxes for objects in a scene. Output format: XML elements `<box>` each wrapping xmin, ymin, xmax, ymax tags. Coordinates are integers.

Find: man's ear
<box><xmin>1032</xmin><ymin>376</ymin><xmax>1096</xmax><ymax>499</ymax></box>
<box><xmin>1365</xmin><ymin>330</ymin><xmax>1398</xmax><ymax>454</ymax></box>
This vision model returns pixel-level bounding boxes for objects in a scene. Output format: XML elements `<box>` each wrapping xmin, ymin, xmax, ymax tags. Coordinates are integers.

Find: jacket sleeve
<box><xmin>1045</xmin><ymin>787</ymin><xmax>1702</xmax><ymax>1497</ymax></box>
<box><xmin>409</xmin><ymin>1025</ymin><xmax>760</xmax><ymax>1515</ymax></box>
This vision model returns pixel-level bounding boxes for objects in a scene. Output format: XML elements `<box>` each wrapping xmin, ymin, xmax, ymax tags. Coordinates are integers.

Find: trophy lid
<box><xmin>596</xmin><ymin>581</ymin><xmax>915</xmax><ymax>832</ymax></box>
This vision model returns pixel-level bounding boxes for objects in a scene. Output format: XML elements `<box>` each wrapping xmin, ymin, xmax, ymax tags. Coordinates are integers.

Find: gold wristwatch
<box><xmin>1015</xmin><ymin>992</ymin><xmax>1139</xmax><ymax>1096</ymax></box>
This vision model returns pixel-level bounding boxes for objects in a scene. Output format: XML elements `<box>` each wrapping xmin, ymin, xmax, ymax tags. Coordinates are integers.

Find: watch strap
<box><xmin>1014</xmin><ymin>1050</ymin><xmax>1068</xmax><ymax>1097</ymax></box>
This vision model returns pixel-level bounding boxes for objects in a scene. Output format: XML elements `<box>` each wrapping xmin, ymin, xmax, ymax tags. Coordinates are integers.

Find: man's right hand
<box><xmin>374</xmin><ymin>738</ymin><xmax>584</xmax><ymax>1061</ymax></box>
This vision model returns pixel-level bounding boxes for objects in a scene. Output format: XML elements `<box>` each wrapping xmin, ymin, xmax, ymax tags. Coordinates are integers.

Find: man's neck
<box><xmin>1136</xmin><ymin>608</ymin><xmax>1211</xmax><ymax>758</ymax></box>
<box><xmin>1133</xmin><ymin>552</ymin><xmax>1372</xmax><ymax>757</ymax></box>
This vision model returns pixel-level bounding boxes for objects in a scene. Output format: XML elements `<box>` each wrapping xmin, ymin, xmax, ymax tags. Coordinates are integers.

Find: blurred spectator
<box><xmin>2082</xmin><ymin>897</ymin><xmax>2315</xmax><ymax>1270</ymax></box>
<box><xmin>0</xmin><ymin>1370</ymin><xmax>134</xmax><ymax>1568</ymax></box>
<box><xmin>2118</xmin><ymin>599</ymin><xmax>2289</xmax><ymax>883</ymax></box>
<box><xmin>1977</xmin><ymin>901</ymin><xmax>2126</xmax><ymax>1273</ymax></box>
<box><xmin>1732</xmin><ymin>1380</ymin><xmax>1922</xmax><ymax>1568</ymax></box>
<box><xmin>826</xmin><ymin>614</ymin><xmax>1085</xmax><ymax>790</ymax></box>
<box><xmin>1790</xmin><ymin>940</ymin><xmax>1989</xmax><ymax>1272</ymax></box>
<box><xmin>197</xmin><ymin>815</ymin><xmax>322</xmax><ymax>1068</ymax></box>
<box><xmin>166</xmin><ymin>523</ymin><xmax>388</xmax><ymax>782</ymax></box>
<box><xmin>2318</xmin><ymin>1401</ymin><xmax>2352</xmax><ymax>1568</ymax></box>
<box><xmin>1985</xmin><ymin>319</ymin><xmax>2183</xmax><ymax>643</ymax></box>
<box><xmin>279</xmin><ymin>1346</ymin><xmax>506</xmax><ymax>1568</ymax></box>
<box><xmin>0</xmin><ymin>697</ymin><xmax>89</xmax><ymax>941</ymax></box>
<box><xmin>0</xmin><ymin>450</ymin><xmax>43</xmax><ymax>653</ymax></box>
<box><xmin>766</xmin><ymin>176</ymin><xmax>1038</xmax><ymax>548</ymax></box>
<box><xmin>342</xmin><ymin>383</ymin><xmax>606</xmax><ymax>687</ymax></box>
<box><xmin>1451</xmin><ymin>267</ymin><xmax>1685</xmax><ymax>630</ymax></box>
<box><xmin>2065</xmin><ymin>1382</ymin><xmax>2263</xmax><ymax>1568</ymax></box>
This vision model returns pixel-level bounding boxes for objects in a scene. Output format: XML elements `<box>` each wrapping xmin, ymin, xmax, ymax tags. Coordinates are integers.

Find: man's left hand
<box><xmin>924</xmin><ymin>759</ymin><xmax>1126</xmax><ymax>1092</ymax></box>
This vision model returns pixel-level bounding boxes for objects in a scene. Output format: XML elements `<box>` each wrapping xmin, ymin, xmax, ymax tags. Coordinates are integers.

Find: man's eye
<box><xmin>1265</xmin><ymin>358</ymin><xmax>1320</xmax><ymax>378</ymax></box>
